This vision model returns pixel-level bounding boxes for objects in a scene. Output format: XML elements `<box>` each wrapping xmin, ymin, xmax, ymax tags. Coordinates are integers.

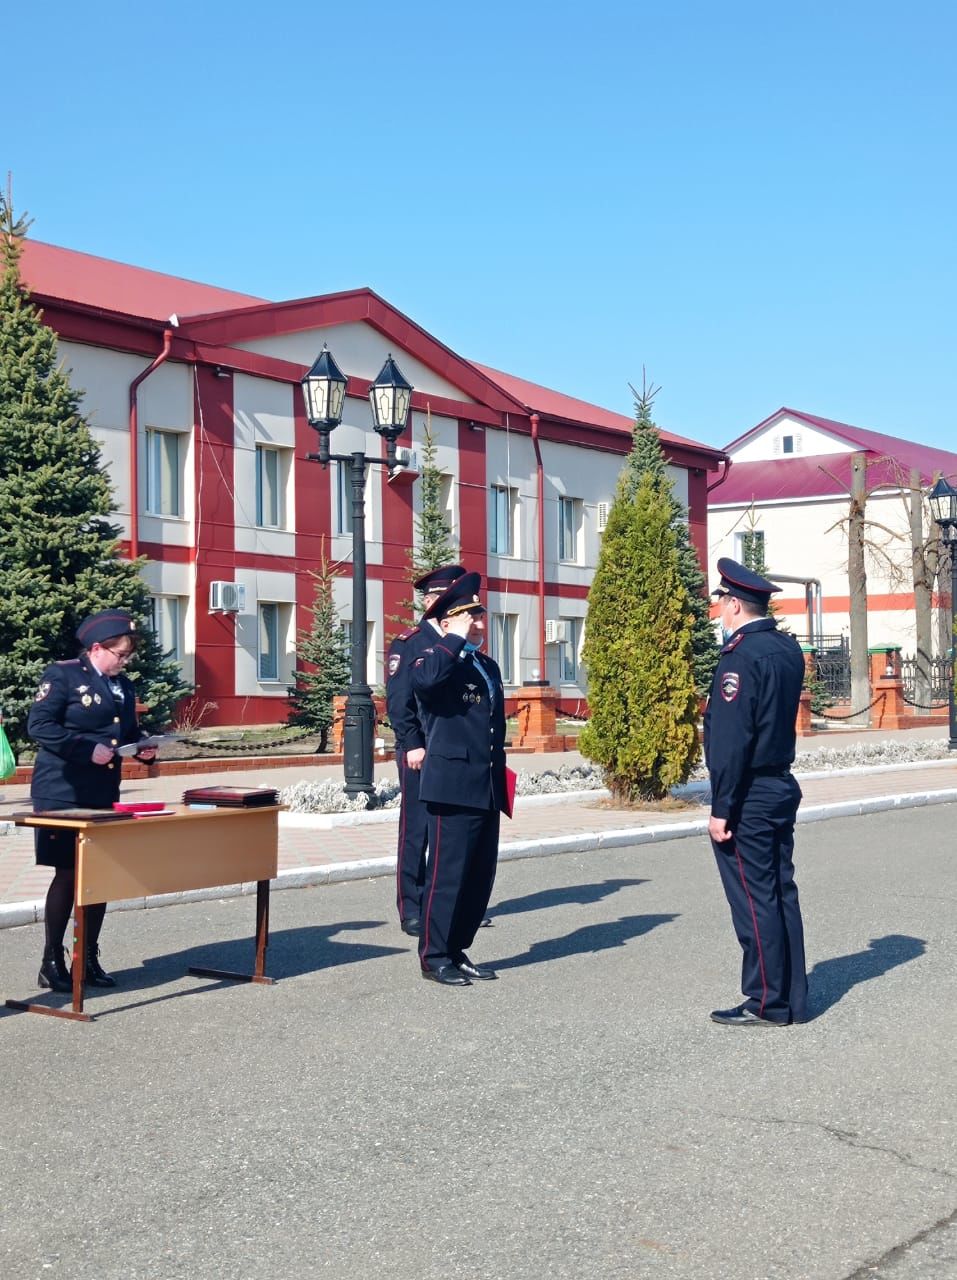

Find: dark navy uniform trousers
<box><xmin>394</xmin><ymin>748</ymin><xmax>429</xmax><ymax>923</ymax></box>
<box><xmin>710</xmin><ymin>773</ymin><xmax>808</xmax><ymax>1024</ymax></box>
<box><xmin>420</xmin><ymin>802</ymin><xmax>499</xmax><ymax>971</ymax></box>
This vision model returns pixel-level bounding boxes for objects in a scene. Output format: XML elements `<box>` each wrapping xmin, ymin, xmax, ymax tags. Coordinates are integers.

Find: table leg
<box><xmin>187</xmin><ymin>881</ymin><xmax>275</xmax><ymax>986</ymax></box>
<box><xmin>72</xmin><ymin>904</ymin><xmax>87</xmax><ymax>1015</ymax></box>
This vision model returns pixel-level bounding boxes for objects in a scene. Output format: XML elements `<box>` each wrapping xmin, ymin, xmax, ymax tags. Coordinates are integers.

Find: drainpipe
<box><xmin>128</xmin><ymin>325</ymin><xmax>175</xmax><ymax>559</ymax></box>
<box><xmin>530</xmin><ymin>412</ymin><xmax>546</xmax><ymax>682</ymax></box>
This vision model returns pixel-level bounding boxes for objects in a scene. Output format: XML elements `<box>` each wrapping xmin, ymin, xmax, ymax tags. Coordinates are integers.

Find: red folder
<box><xmin>113</xmin><ymin>802</ymin><xmax>168</xmax><ymax>814</ymax></box>
<box><xmin>503</xmin><ymin>765</ymin><xmax>517</xmax><ymax>819</ymax></box>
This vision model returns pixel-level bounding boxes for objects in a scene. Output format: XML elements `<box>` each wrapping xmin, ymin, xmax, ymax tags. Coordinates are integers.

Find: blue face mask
<box><xmin>462</xmin><ymin>641</ymin><xmax>479</xmax><ymax>653</ymax></box>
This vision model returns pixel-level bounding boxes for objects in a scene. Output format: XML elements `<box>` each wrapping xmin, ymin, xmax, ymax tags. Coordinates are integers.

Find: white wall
<box><xmin>233</xmin><ymin>373</ymin><xmax>297</xmax><ymax>559</ymax></box>
<box><xmin>731</xmin><ymin>413</ymin><xmax>850</xmax><ymax>462</ymax></box>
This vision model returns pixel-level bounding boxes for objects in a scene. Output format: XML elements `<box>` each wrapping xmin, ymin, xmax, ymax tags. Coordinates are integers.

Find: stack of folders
<box><xmin>182</xmin><ymin>786</ymin><xmax>279</xmax><ymax>808</ymax></box>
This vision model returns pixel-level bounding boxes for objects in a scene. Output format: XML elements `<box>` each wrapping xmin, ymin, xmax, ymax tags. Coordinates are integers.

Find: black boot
<box><xmin>38</xmin><ymin>945</ymin><xmax>73</xmax><ymax>993</ymax></box>
<box><xmin>85</xmin><ymin>945</ymin><xmax>116</xmax><ymax>987</ymax></box>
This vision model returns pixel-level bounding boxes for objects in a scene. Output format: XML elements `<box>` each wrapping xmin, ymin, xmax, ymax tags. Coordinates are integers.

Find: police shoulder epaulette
<box><xmin>55</xmin><ymin>659</ymin><xmax>80</xmax><ymax>666</ymax></box>
<box><xmin>721</xmin><ymin>632</ymin><xmax>746</xmax><ymax>654</ymax></box>
<box><xmin>394</xmin><ymin>627</ymin><xmax>418</xmax><ymax>643</ymax></box>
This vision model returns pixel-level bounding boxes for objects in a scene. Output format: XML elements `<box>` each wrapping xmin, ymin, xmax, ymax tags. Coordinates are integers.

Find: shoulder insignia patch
<box><xmin>720</xmin><ymin>672</ymin><xmax>740</xmax><ymax>702</ymax></box>
<box><xmin>721</xmin><ymin>632</ymin><xmax>745</xmax><ymax>654</ymax></box>
<box><xmin>395</xmin><ymin>627</ymin><xmax>418</xmax><ymax>642</ymax></box>
<box><xmin>35</xmin><ymin>681</ymin><xmax>52</xmax><ymax>701</ymax></box>
<box><xmin>388</xmin><ymin>653</ymin><xmax>401</xmax><ymax>677</ymax></box>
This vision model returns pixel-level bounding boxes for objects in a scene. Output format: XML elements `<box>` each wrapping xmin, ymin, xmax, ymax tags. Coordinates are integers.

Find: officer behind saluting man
<box><xmin>411</xmin><ymin>572</ymin><xmax>506</xmax><ymax>987</ymax></box>
<box><xmin>704</xmin><ymin>558</ymin><xmax>808</xmax><ymax>1027</ymax></box>
<box><xmin>385</xmin><ymin>563</ymin><xmax>465</xmax><ymax>936</ymax></box>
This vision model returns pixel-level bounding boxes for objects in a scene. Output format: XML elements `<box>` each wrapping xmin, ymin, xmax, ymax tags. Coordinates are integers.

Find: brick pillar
<box><xmin>331</xmin><ymin>694</ymin><xmax>347</xmax><ymax>753</ymax></box>
<box><xmin>513</xmin><ymin>684</ymin><xmax>566</xmax><ymax>751</ymax></box>
<box><xmin>868</xmin><ymin>645</ymin><xmax>907</xmax><ymax>729</ymax></box>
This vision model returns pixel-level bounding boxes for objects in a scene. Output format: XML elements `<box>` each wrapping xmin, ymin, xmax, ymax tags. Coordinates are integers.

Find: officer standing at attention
<box><xmin>704</xmin><ymin>558</ymin><xmax>808</xmax><ymax>1027</ymax></box>
<box><xmin>386</xmin><ymin>563</ymin><xmax>465</xmax><ymax>936</ymax></box>
<box><xmin>411</xmin><ymin>572</ymin><xmax>506</xmax><ymax>987</ymax></box>
<box><xmin>28</xmin><ymin>610</ymin><xmax>158</xmax><ymax>992</ymax></box>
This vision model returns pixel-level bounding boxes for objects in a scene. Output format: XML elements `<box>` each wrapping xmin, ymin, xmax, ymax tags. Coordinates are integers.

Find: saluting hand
<box><xmin>444</xmin><ymin>613</ymin><xmax>474</xmax><ymax>639</ymax></box>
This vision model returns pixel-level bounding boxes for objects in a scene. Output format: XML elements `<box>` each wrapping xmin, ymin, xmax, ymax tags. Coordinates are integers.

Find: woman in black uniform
<box><xmin>27</xmin><ymin>610</ymin><xmax>157</xmax><ymax>991</ymax></box>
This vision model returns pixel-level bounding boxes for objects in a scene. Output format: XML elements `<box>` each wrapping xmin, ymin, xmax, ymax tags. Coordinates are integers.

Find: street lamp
<box><xmin>928</xmin><ymin>476</ymin><xmax>957</xmax><ymax>751</ymax></box>
<box><xmin>301</xmin><ymin>346</ymin><xmax>414</xmax><ymax>795</ymax></box>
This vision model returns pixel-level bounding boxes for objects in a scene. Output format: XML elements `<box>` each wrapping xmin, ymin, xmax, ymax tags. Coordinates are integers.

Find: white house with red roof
<box><xmin>708</xmin><ymin>407</ymin><xmax>957</xmax><ymax>658</ymax></box>
<box><xmin>20</xmin><ymin>239</ymin><xmax>726</xmax><ymax>727</ymax></box>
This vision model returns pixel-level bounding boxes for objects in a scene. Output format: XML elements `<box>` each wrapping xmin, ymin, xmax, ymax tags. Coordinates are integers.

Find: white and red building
<box><xmin>708</xmin><ymin>407</ymin><xmax>957</xmax><ymax>654</ymax></box>
<box><xmin>21</xmin><ymin>240</ymin><xmax>727</xmax><ymax>727</ymax></box>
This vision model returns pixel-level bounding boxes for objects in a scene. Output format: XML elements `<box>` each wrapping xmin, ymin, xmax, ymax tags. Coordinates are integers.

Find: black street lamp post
<box><xmin>928</xmin><ymin>477</ymin><xmax>957</xmax><ymax>751</ymax></box>
<box><xmin>301</xmin><ymin>346</ymin><xmax>413</xmax><ymax>796</ymax></box>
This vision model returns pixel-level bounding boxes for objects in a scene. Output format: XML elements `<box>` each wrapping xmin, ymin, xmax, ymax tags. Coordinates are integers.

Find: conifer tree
<box><xmin>579</xmin><ymin>469</ymin><xmax>699</xmax><ymax>801</ymax></box>
<box><xmin>0</xmin><ymin>190</ymin><xmax>190</xmax><ymax>750</ymax></box>
<box><xmin>287</xmin><ymin>549</ymin><xmax>350</xmax><ymax>749</ymax></box>
<box><xmin>624</xmin><ymin>375</ymin><xmax>719</xmax><ymax>694</ymax></box>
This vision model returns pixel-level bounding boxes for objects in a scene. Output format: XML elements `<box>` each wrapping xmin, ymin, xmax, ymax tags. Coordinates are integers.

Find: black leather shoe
<box><xmin>454</xmin><ymin>954</ymin><xmax>497</xmax><ymax>981</ymax></box>
<box><xmin>479</xmin><ymin>916</ymin><xmax>492</xmax><ymax>927</ymax></box>
<box><xmin>710</xmin><ymin>1003</ymin><xmax>787</xmax><ymax>1027</ymax></box>
<box><xmin>85</xmin><ymin>946</ymin><xmax>117</xmax><ymax>988</ymax></box>
<box><xmin>421</xmin><ymin>964</ymin><xmax>471</xmax><ymax>987</ymax></box>
<box><xmin>38</xmin><ymin>946</ymin><xmax>72</xmax><ymax>993</ymax></box>
<box><xmin>400</xmin><ymin>917</ymin><xmax>421</xmax><ymax>937</ymax></box>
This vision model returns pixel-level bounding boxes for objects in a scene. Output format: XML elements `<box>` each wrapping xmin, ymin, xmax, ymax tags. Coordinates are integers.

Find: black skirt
<box><xmin>33</xmin><ymin>800</ymin><xmax>84</xmax><ymax>871</ymax></box>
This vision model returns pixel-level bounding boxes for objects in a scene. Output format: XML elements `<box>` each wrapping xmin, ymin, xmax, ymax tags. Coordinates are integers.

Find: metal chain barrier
<box><xmin>817</xmin><ymin>692</ymin><xmax>886</xmax><ymax>721</ymax></box>
<box><xmin>900</xmin><ymin>692</ymin><xmax>950</xmax><ymax>710</ymax></box>
<box><xmin>173</xmin><ymin>726</ymin><xmax>321</xmax><ymax>753</ymax></box>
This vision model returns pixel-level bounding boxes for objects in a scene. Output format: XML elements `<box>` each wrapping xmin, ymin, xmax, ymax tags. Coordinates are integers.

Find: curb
<box><xmin>2</xmin><ymin>786</ymin><xmax>956</xmax><ymax>932</ymax></box>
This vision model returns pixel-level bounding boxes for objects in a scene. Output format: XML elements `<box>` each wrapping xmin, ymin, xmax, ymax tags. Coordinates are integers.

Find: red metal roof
<box><xmin>471</xmin><ymin>361</ymin><xmax>710</xmax><ymax>451</ymax></box>
<box><xmin>713</xmin><ymin>451</ymin><xmax>957</xmax><ymax>506</ymax></box>
<box><xmin>20</xmin><ymin>240</ymin><xmax>264</xmax><ymax>323</ymax></box>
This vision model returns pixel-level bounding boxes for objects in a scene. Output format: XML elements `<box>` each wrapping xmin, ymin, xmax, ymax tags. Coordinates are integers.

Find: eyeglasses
<box><xmin>105</xmin><ymin>647</ymin><xmax>134</xmax><ymax>662</ymax></box>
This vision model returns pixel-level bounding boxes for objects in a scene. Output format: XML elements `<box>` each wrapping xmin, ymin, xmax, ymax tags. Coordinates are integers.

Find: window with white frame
<box><xmin>335</xmin><ymin>461</ymin><xmax>353</xmax><ymax>535</ymax></box>
<box><xmin>733</xmin><ymin>529</ymin><xmax>766</xmax><ymax>568</ymax></box>
<box><xmin>149</xmin><ymin>595</ymin><xmax>185</xmax><ymax>663</ymax></box>
<box><xmin>340</xmin><ymin>619</ymin><xmax>376</xmax><ymax>684</ymax></box>
<box><xmin>438</xmin><ymin>473</ymin><xmax>456</xmax><ymax>534</ymax></box>
<box><xmin>559</xmin><ymin>617</ymin><xmax>581</xmax><ymax>682</ymax></box>
<box><xmin>256</xmin><ymin>444</ymin><xmax>285</xmax><ymax>528</ymax></box>
<box><xmin>258</xmin><ymin>602</ymin><xmax>282</xmax><ymax>681</ymax></box>
<box><xmin>488</xmin><ymin>612</ymin><xmax>517</xmax><ymax>684</ymax></box>
<box><xmin>558</xmin><ymin>496</ymin><xmax>582</xmax><ymax>563</ymax></box>
<box><xmin>489</xmin><ymin>485</ymin><xmax>516</xmax><ymax>556</ymax></box>
<box><xmin>145</xmin><ymin>428</ymin><xmax>183</xmax><ymax>516</ymax></box>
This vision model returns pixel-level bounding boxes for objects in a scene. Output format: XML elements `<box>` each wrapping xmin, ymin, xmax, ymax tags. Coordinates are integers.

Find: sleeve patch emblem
<box><xmin>720</xmin><ymin>672</ymin><xmax>740</xmax><ymax>702</ymax></box>
<box><xmin>388</xmin><ymin>654</ymin><xmax>401</xmax><ymax>676</ymax></box>
<box><xmin>35</xmin><ymin>681</ymin><xmax>51</xmax><ymax>702</ymax></box>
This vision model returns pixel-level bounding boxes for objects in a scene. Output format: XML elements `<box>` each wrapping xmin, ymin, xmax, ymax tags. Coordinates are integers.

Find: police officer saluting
<box><xmin>704</xmin><ymin>559</ymin><xmax>808</xmax><ymax>1027</ymax></box>
<box><xmin>28</xmin><ymin>610</ymin><xmax>158</xmax><ymax>992</ymax></box>
<box><xmin>411</xmin><ymin>572</ymin><xmax>506</xmax><ymax>986</ymax></box>
<box><xmin>386</xmin><ymin>563</ymin><xmax>465</xmax><ymax>936</ymax></box>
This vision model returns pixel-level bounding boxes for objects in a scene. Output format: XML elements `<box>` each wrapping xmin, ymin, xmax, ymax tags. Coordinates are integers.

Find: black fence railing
<box><xmin>901</xmin><ymin>654</ymin><xmax>953</xmax><ymax>704</ymax></box>
<box><xmin>794</xmin><ymin>634</ymin><xmax>851</xmax><ymax>702</ymax></box>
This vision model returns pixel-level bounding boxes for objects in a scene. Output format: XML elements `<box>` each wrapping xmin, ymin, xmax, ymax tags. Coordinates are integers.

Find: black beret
<box><xmin>422</xmin><ymin>571</ymin><xmax>485</xmax><ymax>621</ymax></box>
<box><xmin>714</xmin><ymin>557</ymin><xmax>782</xmax><ymax>608</ymax></box>
<box><xmin>414</xmin><ymin>563</ymin><xmax>466</xmax><ymax>594</ymax></box>
<box><xmin>76</xmin><ymin>610</ymin><xmax>137</xmax><ymax>648</ymax></box>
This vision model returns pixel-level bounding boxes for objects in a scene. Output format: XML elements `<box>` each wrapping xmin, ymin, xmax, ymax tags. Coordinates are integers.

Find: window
<box><xmin>489</xmin><ymin>485</ymin><xmax>516</xmax><ymax>556</ymax></box>
<box><xmin>149</xmin><ymin>595</ymin><xmax>184</xmax><ymax>662</ymax></box>
<box><xmin>340</xmin><ymin>620</ymin><xmax>375</xmax><ymax>683</ymax></box>
<box><xmin>439</xmin><ymin>473</ymin><xmax>456</xmax><ymax>534</ymax></box>
<box><xmin>558</xmin><ymin>496</ymin><xmax>582</xmax><ymax>563</ymax></box>
<box><xmin>489</xmin><ymin>612</ymin><xmax>517</xmax><ymax>684</ymax></box>
<box><xmin>782</xmin><ymin>435</ymin><xmax>794</xmax><ymax>454</ymax></box>
<box><xmin>256</xmin><ymin>445</ymin><xmax>283</xmax><ymax>528</ymax></box>
<box><xmin>335</xmin><ymin>461</ymin><xmax>353</xmax><ymax>535</ymax></box>
<box><xmin>734</xmin><ymin>529</ymin><xmax>766</xmax><ymax>569</ymax></box>
<box><xmin>145</xmin><ymin>429</ymin><xmax>182</xmax><ymax>516</ymax></box>
<box><xmin>258</xmin><ymin>603</ymin><xmax>279</xmax><ymax>681</ymax></box>
<box><xmin>559</xmin><ymin>617</ymin><xmax>580</xmax><ymax>682</ymax></box>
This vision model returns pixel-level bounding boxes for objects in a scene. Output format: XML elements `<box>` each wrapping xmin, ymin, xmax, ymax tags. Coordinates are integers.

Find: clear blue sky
<box><xmin>6</xmin><ymin>1</ymin><xmax>956</xmax><ymax>451</ymax></box>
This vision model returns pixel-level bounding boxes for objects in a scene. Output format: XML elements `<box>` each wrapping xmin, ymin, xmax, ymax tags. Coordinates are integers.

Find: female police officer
<box><xmin>28</xmin><ymin>610</ymin><xmax>157</xmax><ymax>991</ymax></box>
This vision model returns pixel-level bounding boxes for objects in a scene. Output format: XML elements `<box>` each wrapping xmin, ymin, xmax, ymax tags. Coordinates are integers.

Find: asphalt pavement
<box><xmin>1</xmin><ymin>805</ymin><xmax>955</xmax><ymax>1279</ymax></box>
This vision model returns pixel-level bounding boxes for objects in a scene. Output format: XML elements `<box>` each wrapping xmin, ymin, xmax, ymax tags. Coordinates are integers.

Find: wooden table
<box><xmin>6</xmin><ymin>805</ymin><xmax>280</xmax><ymax>1022</ymax></box>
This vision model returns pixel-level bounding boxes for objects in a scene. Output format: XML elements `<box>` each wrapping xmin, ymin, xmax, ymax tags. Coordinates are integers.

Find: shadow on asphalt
<box><xmin>490</xmin><ymin>877</ymin><xmax>649</xmax><ymax>918</ymax></box>
<box><xmin>808</xmin><ymin>933</ymin><xmax>927</xmax><ymax>1018</ymax></box>
<box><xmin>489</xmin><ymin>912</ymin><xmax>679</xmax><ymax>970</ymax></box>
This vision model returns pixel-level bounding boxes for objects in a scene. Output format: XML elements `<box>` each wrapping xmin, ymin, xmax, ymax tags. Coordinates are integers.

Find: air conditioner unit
<box><xmin>544</xmin><ymin>619</ymin><xmax>568</xmax><ymax>644</ymax></box>
<box><xmin>597</xmin><ymin>501</ymin><xmax>610</xmax><ymax>533</ymax></box>
<box><xmin>387</xmin><ymin>447</ymin><xmax>419</xmax><ymax>485</ymax></box>
<box><xmin>209</xmin><ymin>581</ymin><xmax>246</xmax><ymax>613</ymax></box>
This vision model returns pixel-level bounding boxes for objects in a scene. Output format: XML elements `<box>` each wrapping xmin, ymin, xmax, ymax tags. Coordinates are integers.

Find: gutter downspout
<box><xmin>128</xmin><ymin>326</ymin><xmax>175</xmax><ymax>559</ymax></box>
<box><xmin>530</xmin><ymin>413</ymin><xmax>546</xmax><ymax>682</ymax></box>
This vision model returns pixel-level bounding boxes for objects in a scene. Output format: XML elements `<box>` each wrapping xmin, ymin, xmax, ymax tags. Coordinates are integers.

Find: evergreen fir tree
<box><xmin>624</xmin><ymin>375</ymin><xmax>719</xmax><ymax>694</ymax></box>
<box><xmin>579</xmin><ymin>469</ymin><xmax>699</xmax><ymax>801</ymax></box>
<box><xmin>287</xmin><ymin>550</ymin><xmax>350</xmax><ymax>750</ymax></box>
<box><xmin>390</xmin><ymin>411</ymin><xmax>459</xmax><ymax>634</ymax></box>
<box><xmin>0</xmin><ymin>191</ymin><xmax>190</xmax><ymax>751</ymax></box>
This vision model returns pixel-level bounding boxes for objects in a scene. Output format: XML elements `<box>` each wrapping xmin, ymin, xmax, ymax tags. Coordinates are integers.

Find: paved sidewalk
<box><xmin>2</xmin><ymin>728</ymin><xmax>956</xmax><ymax>925</ymax></box>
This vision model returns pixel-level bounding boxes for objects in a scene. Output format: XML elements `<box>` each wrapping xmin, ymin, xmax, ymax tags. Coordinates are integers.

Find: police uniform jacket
<box><xmin>411</xmin><ymin>634</ymin><xmax>507</xmax><ymax>812</ymax></box>
<box><xmin>703</xmin><ymin>618</ymin><xmax>805</xmax><ymax>821</ymax></box>
<box><xmin>386</xmin><ymin>621</ymin><xmax>440</xmax><ymax>753</ymax></box>
<box><xmin>28</xmin><ymin>655</ymin><xmax>143</xmax><ymax>808</ymax></box>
